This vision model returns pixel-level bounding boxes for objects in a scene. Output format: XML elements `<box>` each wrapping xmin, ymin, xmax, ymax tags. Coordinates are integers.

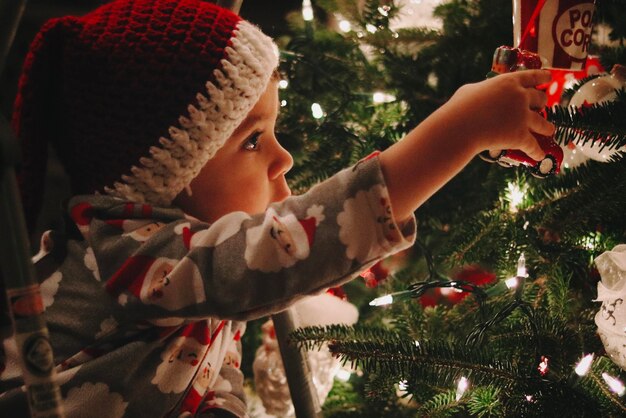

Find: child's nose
<box><xmin>269</xmin><ymin>137</ymin><xmax>294</xmax><ymax>179</ymax></box>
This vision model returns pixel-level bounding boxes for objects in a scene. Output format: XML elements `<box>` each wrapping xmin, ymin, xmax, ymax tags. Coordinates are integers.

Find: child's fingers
<box><xmin>528</xmin><ymin>88</ymin><xmax>548</xmax><ymax>111</ymax></box>
<box><xmin>518</xmin><ymin>69</ymin><xmax>553</xmax><ymax>87</ymax></box>
<box><xmin>528</xmin><ymin>112</ymin><xmax>556</xmax><ymax>137</ymax></box>
<box><xmin>523</xmin><ymin>134</ymin><xmax>547</xmax><ymax>161</ymax></box>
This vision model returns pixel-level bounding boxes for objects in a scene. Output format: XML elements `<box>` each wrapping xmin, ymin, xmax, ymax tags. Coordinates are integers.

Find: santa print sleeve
<box><xmin>95</xmin><ymin>155</ymin><xmax>416</xmax><ymax>322</ymax></box>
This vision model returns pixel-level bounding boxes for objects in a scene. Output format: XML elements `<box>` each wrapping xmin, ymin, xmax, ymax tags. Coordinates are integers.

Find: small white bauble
<box><xmin>569</xmin><ymin>65</ymin><xmax>626</xmax><ymax>162</ymax></box>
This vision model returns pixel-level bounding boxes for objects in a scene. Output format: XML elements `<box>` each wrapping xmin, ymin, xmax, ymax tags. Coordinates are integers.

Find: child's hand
<box><xmin>445</xmin><ymin>69</ymin><xmax>555</xmax><ymax>161</ymax></box>
<box><xmin>379</xmin><ymin>69</ymin><xmax>555</xmax><ymax>222</ymax></box>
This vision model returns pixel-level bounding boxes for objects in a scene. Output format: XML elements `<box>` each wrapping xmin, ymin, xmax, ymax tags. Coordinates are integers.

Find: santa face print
<box><xmin>153</xmin><ymin>336</ymin><xmax>205</xmax><ymax>393</ymax></box>
<box><xmin>270</xmin><ymin>216</ymin><xmax>297</xmax><ymax>257</ymax></box>
<box><xmin>174</xmin><ymin>80</ymin><xmax>293</xmax><ymax>223</ymax></box>
<box><xmin>145</xmin><ymin>261</ymin><xmax>174</xmax><ymax>302</ymax></box>
<box><xmin>126</xmin><ymin>221</ymin><xmax>166</xmax><ymax>241</ymax></box>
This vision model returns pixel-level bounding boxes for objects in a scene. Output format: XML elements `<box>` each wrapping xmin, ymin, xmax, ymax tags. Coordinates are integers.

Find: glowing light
<box><xmin>580</xmin><ymin>232</ymin><xmax>601</xmax><ymax>251</ymax></box>
<box><xmin>398</xmin><ymin>380</ymin><xmax>409</xmax><ymax>392</ymax></box>
<box><xmin>455</xmin><ymin>377</ymin><xmax>469</xmax><ymax>400</ymax></box>
<box><xmin>516</xmin><ymin>253</ymin><xmax>527</xmax><ymax>278</ymax></box>
<box><xmin>414</xmin><ymin>340</ymin><xmax>420</xmax><ymax>347</ymax></box>
<box><xmin>369</xmin><ymin>294</ymin><xmax>393</xmax><ymax>306</ymax></box>
<box><xmin>281</xmin><ymin>100</ymin><xmax>287</xmax><ymax>107</ymax></box>
<box><xmin>311</xmin><ymin>103</ymin><xmax>324</xmax><ymax>119</ymax></box>
<box><xmin>373</xmin><ymin>91</ymin><xmax>396</xmax><ymax>104</ymax></box>
<box><xmin>366</xmin><ymin>24</ymin><xmax>377</xmax><ymax>33</ymax></box>
<box><xmin>525</xmin><ymin>394</ymin><xmax>534</xmax><ymax>402</ymax></box>
<box><xmin>505</xmin><ymin>182</ymin><xmax>527</xmax><ymax>213</ymax></box>
<box><xmin>537</xmin><ymin>356</ymin><xmax>549</xmax><ymax>376</ymax></box>
<box><xmin>302</xmin><ymin>0</ymin><xmax>314</xmax><ymax>21</ymax></box>
<box><xmin>377</xmin><ymin>5</ymin><xmax>391</xmax><ymax>16</ymax></box>
<box><xmin>505</xmin><ymin>277</ymin><xmax>519</xmax><ymax>289</ymax></box>
<box><xmin>338</xmin><ymin>19</ymin><xmax>351</xmax><ymax>32</ymax></box>
<box><xmin>278</xmin><ymin>79</ymin><xmax>289</xmax><ymax>89</ymax></box>
<box><xmin>335</xmin><ymin>367</ymin><xmax>352</xmax><ymax>382</ymax></box>
<box><xmin>602</xmin><ymin>373</ymin><xmax>625</xmax><ymax>396</ymax></box>
<box><xmin>575</xmin><ymin>354</ymin><xmax>594</xmax><ymax>376</ymax></box>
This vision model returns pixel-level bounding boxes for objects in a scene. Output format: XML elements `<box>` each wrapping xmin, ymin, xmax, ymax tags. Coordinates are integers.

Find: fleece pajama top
<box><xmin>0</xmin><ymin>156</ymin><xmax>416</xmax><ymax>417</ymax></box>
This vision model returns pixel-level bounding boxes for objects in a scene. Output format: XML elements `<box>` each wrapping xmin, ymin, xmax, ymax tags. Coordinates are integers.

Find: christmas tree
<box><xmin>246</xmin><ymin>0</ymin><xmax>626</xmax><ymax>416</ymax></box>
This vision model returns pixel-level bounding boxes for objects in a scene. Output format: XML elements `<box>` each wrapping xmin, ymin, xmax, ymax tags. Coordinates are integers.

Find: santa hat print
<box><xmin>105</xmin><ymin>256</ymin><xmax>206</xmax><ymax>311</ymax></box>
<box><xmin>13</xmin><ymin>0</ymin><xmax>279</xmax><ymax>233</ymax></box>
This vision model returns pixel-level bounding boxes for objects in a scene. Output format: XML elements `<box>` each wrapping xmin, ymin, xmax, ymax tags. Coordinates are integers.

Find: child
<box><xmin>0</xmin><ymin>0</ymin><xmax>553</xmax><ymax>417</ymax></box>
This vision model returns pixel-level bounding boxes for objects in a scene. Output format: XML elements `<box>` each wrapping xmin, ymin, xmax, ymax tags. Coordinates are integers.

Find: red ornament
<box><xmin>360</xmin><ymin>260</ymin><xmax>390</xmax><ymax>288</ymax></box>
<box><xmin>544</xmin><ymin>55</ymin><xmax>604</xmax><ymax>107</ymax></box>
<box><xmin>445</xmin><ymin>265</ymin><xmax>497</xmax><ymax>305</ymax></box>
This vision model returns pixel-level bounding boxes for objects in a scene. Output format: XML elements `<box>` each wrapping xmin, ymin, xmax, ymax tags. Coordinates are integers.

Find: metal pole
<box><xmin>1</xmin><ymin>116</ymin><xmax>65</xmax><ymax>418</ymax></box>
<box><xmin>1</xmin><ymin>1</ymin><xmax>65</xmax><ymax>416</ymax></box>
<box><xmin>272</xmin><ymin>308</ymin><xmax>322</xmax><ymax>418</ymax></box>
<box><xmin>0</xmin><ymin>0</ymin><xmax>27</xmax><ymax>76</ymax></box>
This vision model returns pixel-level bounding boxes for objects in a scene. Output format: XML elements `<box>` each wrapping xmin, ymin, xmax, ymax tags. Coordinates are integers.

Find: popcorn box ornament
<box><xmin>594</xmin><ymin>244</ymin><xmax>626</xmax><ymax>370</ymax></box>
<box><xmin>513</xmin><ymin>0</ymin><xmax>596</xmax><ymax>70</ymax></box>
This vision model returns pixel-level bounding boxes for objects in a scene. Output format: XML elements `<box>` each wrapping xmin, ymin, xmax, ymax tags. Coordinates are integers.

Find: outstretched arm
<box><xmin>379</xmin><ymin>69</ymin><xmax>554</xmax><ymax>221</ymax></box>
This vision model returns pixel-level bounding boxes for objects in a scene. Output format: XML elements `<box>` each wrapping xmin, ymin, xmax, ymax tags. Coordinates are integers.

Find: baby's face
<box><xmin>174</xmin><ymin>80</ymin><xmax>293</xmax><ymax>222</ymax></box>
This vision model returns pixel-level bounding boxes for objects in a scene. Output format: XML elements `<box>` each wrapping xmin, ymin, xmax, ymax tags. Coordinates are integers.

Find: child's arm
<box><xmin>379</xmin><ymin>69</ymin><xmax>554</xmax><ymax>221</ymax></box>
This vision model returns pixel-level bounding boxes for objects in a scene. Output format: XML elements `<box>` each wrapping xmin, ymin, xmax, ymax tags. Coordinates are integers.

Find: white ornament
<box><xmin>569</xmin><ymin>65</ymin><xmax>626</xmax><ymax>163</ymax></box>
<box><xmin>594</xmin><ymin>244</ymin><xmax>626</xmax><ymax>370</ymax></box>
<box><xmin>253</xmin><ymin>293</ymin><xmax>359</xmax><ymax>417</ymax></box>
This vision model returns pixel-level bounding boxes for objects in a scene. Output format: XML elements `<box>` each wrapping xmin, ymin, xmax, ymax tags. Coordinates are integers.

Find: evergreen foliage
<box><xmin>271</xmin><ymin>0</ymin><xmax>626</xmax><ymax>416</ymax></box>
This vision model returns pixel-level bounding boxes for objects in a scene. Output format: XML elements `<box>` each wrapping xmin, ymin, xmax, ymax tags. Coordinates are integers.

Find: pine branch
<box><xmin>548</xmin><ymin>89</ymin><xmax>626</xmax><ymax>150</ymax></box>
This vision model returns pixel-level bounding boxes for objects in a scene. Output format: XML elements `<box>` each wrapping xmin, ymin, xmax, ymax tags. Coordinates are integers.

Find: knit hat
<box><xmin>13</xmin><ymin>0</ymin><xmax>279</xmax><ymax>232</ymax></box>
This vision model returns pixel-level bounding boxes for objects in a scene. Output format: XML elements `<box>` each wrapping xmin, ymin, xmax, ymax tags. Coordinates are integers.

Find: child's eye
<box><xmin>243</xmin><ymin>132</ymin><xmax>262</xmax><ymax>151</ymax></box>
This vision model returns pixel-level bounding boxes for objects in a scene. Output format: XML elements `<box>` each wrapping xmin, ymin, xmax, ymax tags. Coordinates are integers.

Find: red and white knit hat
<box><xmin>13</xmin><ymin>0</ymin><xmax>279</xmax><ymax>231</ymax></box>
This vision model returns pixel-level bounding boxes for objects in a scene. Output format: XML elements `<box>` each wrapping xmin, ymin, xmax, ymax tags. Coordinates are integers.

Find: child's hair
<box><xmin>13</xmin><ymin>0</ymin><xmax>279</xmax><ymax>233</ymax></box>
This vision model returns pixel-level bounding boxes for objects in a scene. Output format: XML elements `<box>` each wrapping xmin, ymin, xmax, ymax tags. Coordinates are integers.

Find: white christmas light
<box><xmin>281</xmin><ymin>100</ymin><xmax>287</xmax><ymax>107</ymax></box>
<box><xmin>516</xmin><ymin>253</ymin><xmax>527</xmax><ymax>278</ymax></box>
<box><xmin>373</xmin><ymin>91</ymin><xmax>396</xmax><ymax>104</ymax></box>
<box><xmin>302</xmin><ymin>0</ymin><xmax>314</xmax><ymax>21</ymax></box>
<box><xmin>366</xmin><ymin>23</ymin><xmax>378</xmax><ymax>33</ymax></box>
<box><xmin>278</xmin><ymin>79</ymin><xmax>289</xmax><ymax>89</ymax></box>
<box><xmin>369</xmin><ymin>294</ymin><xmax>393</xmax><ymax>306</ymax></box>
<box><xmin>602</xmin><ymin>373</ymin><xmax>625</xmax><ymax>396</ymax></box>
<box><xmin>377</xmin><ymin>5</ymin><xmax>390</xmax><ymax>16</ymax></box>
<box><xmin>338</xmin><ymin>19</ymin><xmax>352</xmax><ymax>32</ymax></box>
<box><xmin>506</xmin><ymin>181</ymin><xmax>527</xmax><ymax>213</ymax></box>
<box><xmin>505</xmin><ymin>277</ymin><xmax>519</xmax><ymax>289</ymax></box>
<box><xmin>311</xmin><ymin>103</ymin><xmax>324</xmax><ymax>119</ymax></box>
<box><xmin>455</xmin><ymin>376</ymin><xmax>469</xmax><ymax>400</ymax></box>
<box><xmin>574</xmin><ymin>354</ymin><xmax>594</xmax><ymax>376</ymax></box>
<box><xmin>602</xmin><ymin>373</ymin><xmax>626</xmax><ymax>396</ymax></box>
<box><xmin>398</xmin><ymin>380</ymin><xmax>409</xmax><ymax>392</ymax></box>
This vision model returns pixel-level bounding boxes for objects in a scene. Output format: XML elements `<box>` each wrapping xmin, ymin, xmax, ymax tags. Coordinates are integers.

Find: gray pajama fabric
<box><xmin>0</xmin><ymin>156</ymin><xmax>416</xmax><ymax>417</ymax></box>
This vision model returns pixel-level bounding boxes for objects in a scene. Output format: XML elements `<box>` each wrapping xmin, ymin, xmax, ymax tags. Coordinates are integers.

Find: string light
<box><xmin>366</xmin><ymin>23</ymin><xmax>378</xmax><ymax>33</ymax></box>
<box><xmin>338</xmin><ymin>19</ymin><xmax>351</xmax><ymax>32</ymax></box>
<box><xmin>280</xmin><ymin>100</ymin><xmax>287</xmax><ymax>107</ymax></box>
<box><xmin>372</xmin><ymin>91</ymin><xmax>396</xmax><ymax>104</ymax></box>
<box><xmin>485</xmin><ymin>253</ymin><xmax>525</xmax><ymax>296</ymax></box>
<box><xmin>537</xmin><ymin>355</ymin><xmax>549</xmax><ymax>376</ymax></box>
<box><xmin>278</xmin><ymin>79</ymin><xmax>289</xmax><ymax>89</ymax></box>
<box><xmin>455</xmin><ymin>376</ymin><xmax>469</xmax><ymax>400</ymax></box>
<box><xmin>516</xmin><ymin>252</ymin><xmax>527</xmax><ymax>278</ymax></box>
<box><xmin>505</xmin><ymin>181</ymin><xmax>527</xmax><ymax>213</ymax></box>
<box><xmin>602</xmin><ymin>373</ymin><xmax>625</xmax><ymax>396</ymax></box>
<box><xmin>574</xmin><ymin>353</ymin><xmax>594</xmax><ymax>376</ymax></box>
<box><xmin>369</xmin><ymin>289</ymin><xmax>413</xmax><ymax>306</ymax></box>
<box><xmin>311</xmin><ymin>102</ymin><xmax>324</xmax><ymax>119</ymax></box>
<box><xmin>302</xmin><ymin>0</ymin><xmax>314</xmax><ymax>21</ymax></box>
<box><xmin>377</xmin><ymin>5</ymin><xmax>391</xmax><ymax>16</ymax></box>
